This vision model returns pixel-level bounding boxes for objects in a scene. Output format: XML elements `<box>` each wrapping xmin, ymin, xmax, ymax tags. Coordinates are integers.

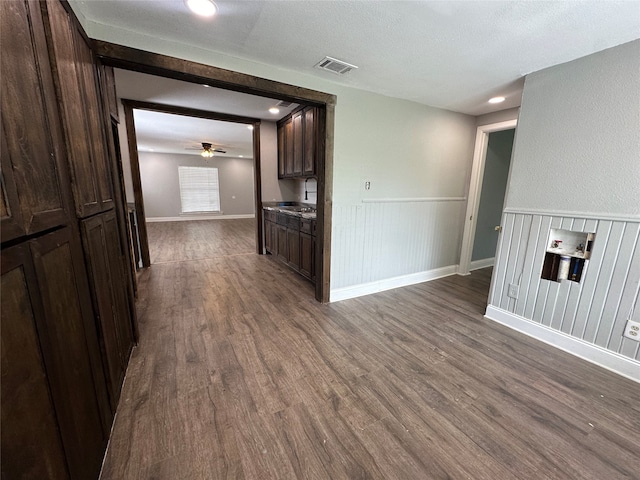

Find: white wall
<box><xmin>86</xmin><ymin>19</ymin><xmax>477</xmax><ymax>296</ymax></box>
<box><xmin>139</xmin><ymin>152</ymin><xmax>255</xmax><ymax>218</ymax></box>
<box><xmin>488</xmin><ymin>40</ymin><xmax>640</xmax><ymax>381</ymax></box>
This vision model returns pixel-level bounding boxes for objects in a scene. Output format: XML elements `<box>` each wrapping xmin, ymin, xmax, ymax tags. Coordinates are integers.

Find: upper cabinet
<box><xmin>277</xmin><ymin>106</ymin><xmax>318</xmax><ymax>179</ymax></box>
<box><xmin>43</xmin><ymin>0</ymin><xmax>113</xmax><ymax>218</ymax></box>
<box><xmin>0</xmin><ymin>0</ymin><xmax>71</xmax><ymax>242</ymax></box>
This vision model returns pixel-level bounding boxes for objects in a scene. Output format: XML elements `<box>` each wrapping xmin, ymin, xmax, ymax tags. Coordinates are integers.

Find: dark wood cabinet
<box><xmin>1</xmin><ymin>244</ymin><xmax>69</xmax><ymax>480</ymax></box>
<box><xmin>3</xmin><ymin>228</ymin><xmax>110</xmax><ymax>480</ymax></box>
<box><xmin>284</xmin><ymin>119</ymin><xmax>294</xmax><ymax>177</ymax></box>
<box><xmin>265</xmin><ymin>209</ymin><xmax>315</xmax><ymax>282</ymax></box>
<box><xmin>44</xmin><ymin>0</ymin><xmax>113</xmax><ymax>218</ymax></box>
<box><xmin>1</xmin><ymin>1</ymin><xmax>136</xmax><ymax>477</ymax></box>
<box><xmin>292</xmin><ymin>111</ymin><xmax>303</xmax><ymax>176</ymax></box>
<box><xmin>299</xmin><ymin>218</ymin><xmax>315</xmax><ymax>280</ymax></box>
<box><xmin>81</xmin><ymin>211</ymin><xmax>134</xmax><ymax>409</ymax></box>
<box><xmin>0</xmin><ymin>0</ymin><xmax>71</xmax><ymax>242</ymax></box>
<box><xmin>303</xmin><ymin>107</ymin><xmax>316</xmax><ymax>176</ymax></box>
<box><xmin>277</xmin><ymin>106</ymin><xmax>317</xmax><ymax>179</ymax></box>
<box><xmin>286</xmin><ymin>216</ymin><xmax>301</xmax><ymax>269</ymax></box>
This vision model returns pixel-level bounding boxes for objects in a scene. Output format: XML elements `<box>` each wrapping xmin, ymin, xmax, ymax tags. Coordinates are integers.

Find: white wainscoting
<box><xmin>487</xmin><ymin>211</ymin><xmax>640</xmax><ymax>367</ymax></box>
<box><xmin>469</xmin><ymin>257</ymin><xmax>495</xmax><ymax>271</ymax></box>
<box><xmin>330</xmin><ymin>198</ymin><xmax>466</xmax><ymax>300</ymax></box>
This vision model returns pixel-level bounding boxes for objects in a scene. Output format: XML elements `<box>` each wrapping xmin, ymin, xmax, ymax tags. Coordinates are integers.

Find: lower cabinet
<box><xmin>81</xmin><ymin>211</ymin><xmax>134</xmax><ymax>409</ymax></box>
<box><xmin>1</xmin><ymin>227</ymin><xmax>110</xmax><ymax>480</ymax></box>
<box><xmin>264</xmin><ymin>208</ymin><xmax>316</xmax><ymax>282</ymax></box>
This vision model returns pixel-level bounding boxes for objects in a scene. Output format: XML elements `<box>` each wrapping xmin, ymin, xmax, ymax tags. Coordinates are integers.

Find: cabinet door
<box><xmin>81</xmin><ymin>211</ymin><xmax>134</xmax><ymax>406</ymax></box>
<box><xmin>100</xmin><ymin>64</ymin><xmax>119</xmax><ymax>122</ymax></box>
<box><xmin>292</xmin><ymin>111</ymin><xmax>303</xmax><ymax>176</ymax></box>
<box><xmin>1</xmin><ymin>244</ymin><xmax>69</xmax><ymax>480</ymax></box>
<box><xmin>30</xmin><ymin>227</ymin><xmax>109</xmax><ymax>480</ymax></box>
<box><xmin>44</xmin><ymin>0</ymin><xmax>102</xmax><ymax>218</ymax></box>
<box><xmin>74</xmin><ymin>29</ymin><xmax>114</xmax><ymax>211</ymax></box>
<box><xmin>284</xmin><ymin>119</ymin><xmax>294</xmax><ymax>177</ymax></box>
<box><xmin>264</xmin><ymin>219</ymin><xmax>273</xmax><ymax>253</ymax></box>
<box><xmin>276</xmin><ymin>224</ymin><xmax>288</xmax><ymax>262</ymax></box>
<box><xmin>303</xmin><ymin>107</ymin><xmax>316</xmax><ymax>176</ymax></box>
<box><xmin>299</xmin><ymin>232</ymin><xmax>313</xmax><ymax>279</ymax></box>
<box><xmin>0</xmin><ymin>0</ymin><xmax>70</xmax><ymax>241</ymax></box>
<box><xmin>287</xmin><ymin>227</ymin><xmax>300</xmax><ymax>270</ymax></box>
<box><xmin>277</xmin><ymin>123</ymin><xmax>285</xmax><ymax>178</ymax></box>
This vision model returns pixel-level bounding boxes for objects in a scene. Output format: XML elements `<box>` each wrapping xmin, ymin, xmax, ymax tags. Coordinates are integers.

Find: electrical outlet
<box><xmin>364</xmin><ymin>181</ymin><xmax>371</xmax><ymax>190</ymax></box>
<box><xmin>507</xmin><ymin>284</ymin><xmax>519</xmax><ymax>299</ymax></box>
<box><xmin>623</xmin><ymin>320</ymin><xmax>640</xmax><ymax>341</ymax></box>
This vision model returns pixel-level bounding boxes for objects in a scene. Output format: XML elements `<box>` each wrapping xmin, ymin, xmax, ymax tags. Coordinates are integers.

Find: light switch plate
<box><xmin>507</xmin><ymin>284</ymin><xmax>519</xmax><ymax>299</ymax></box>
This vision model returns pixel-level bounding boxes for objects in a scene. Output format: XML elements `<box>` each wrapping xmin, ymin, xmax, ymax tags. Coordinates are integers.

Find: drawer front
<box><xmin>264</xmin><ymin>210</ymin><xmax>277</xmax><ymax>223</ymax></box>
<box><xmin>277</xmin><ymin>213</ymin><xmax>288</xmax><ymax>226</ymax></box>
<box><xmin>300</xmin><ymin>219</ymin><xmax>312</xmax><ymax>235</ymax></box>
<box><xmin>287</xmin><ymin>216</ymin><xmax>300</xmax><ymax>230</ymax></box>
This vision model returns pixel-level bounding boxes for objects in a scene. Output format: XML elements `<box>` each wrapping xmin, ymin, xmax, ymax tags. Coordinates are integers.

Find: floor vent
<box><xmin>314</xmin><ymin>56</ymin><xmax>358</xmax><ymax>75</ymax></box>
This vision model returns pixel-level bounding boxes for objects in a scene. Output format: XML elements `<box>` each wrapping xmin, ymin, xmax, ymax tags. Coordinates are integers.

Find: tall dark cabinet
<box><xmin>1</xmin><ymin>1</ymin><xmax>136</xmax><ymax>478</ymax></box>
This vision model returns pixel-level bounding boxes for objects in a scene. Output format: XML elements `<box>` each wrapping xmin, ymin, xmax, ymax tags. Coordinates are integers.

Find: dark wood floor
<box><xmin>101</xmin><ymin>221</ymin><xmax>640</xmax><ymax>479</ymax></box>
<box><xmin>147</xmin><ymin>219</ymin><xmax>256</xmax><ymax>264</ymax></box>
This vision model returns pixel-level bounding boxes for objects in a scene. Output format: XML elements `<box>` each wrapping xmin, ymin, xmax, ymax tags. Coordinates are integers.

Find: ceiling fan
<box><xmin>185</xmin><ymin>142</ymin><xmax>227</xmax><ymax>157</ymax></box>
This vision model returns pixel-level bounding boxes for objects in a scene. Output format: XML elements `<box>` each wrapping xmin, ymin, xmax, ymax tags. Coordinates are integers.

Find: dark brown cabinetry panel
<box><xmin>277</xmin><ymin>106</ymin><xmax>317</xmax><ymax>179</ymax></box>
<box><xmin>100</xmin><ymin>65</ymin><xmax>120</xmax><ymax>122</ymax></box>
<box><xmin>284</xmin><ymin>119</ymin><xmax>294</xmax><ymax>177</ymax></box>
<box><xmin>0</xmin><ymin>0</ymin><xmax>70</xmax><ymax>241</ymax></box>
<box><xmin>292</xmin><ymin>111</ymin><xmax>303</xmax><ymax>176</ymax></box>
<box><xmin>303</xmin><ymin>107</ymin><xmax>316</xmax><ymax>176</ymax></box>
<box><xmin>265</xmin><ymin>217</ymin><xmax>273</xmax><ymax>253</ymax></box>
<box><xmin>81</xmin><ymin>211</ymin><xmax>134</xmax><ymax>408</ymax></box>
<box><xmin>276</xmin><ymin>222</ymin><xmax>288</xmax><ymax>263</ymax></box>
<box><xmin>44</xmin><ymin>0</ymin><xmax>111</xmax><ymax>218</ymax></box>
<box><xmin>1</xmin><ymin>244</ymin><xmax>69</xmax><ymax>480</ymax></box>
<box><xmin>30</xmin><ymin>227</ymin><xmax>109</xmax><ymax>480</ymax></box>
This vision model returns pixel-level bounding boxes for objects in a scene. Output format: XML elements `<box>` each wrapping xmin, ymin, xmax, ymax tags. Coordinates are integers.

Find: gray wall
<box><xmin>471</xmin><ymin>129</ymin><xmax>514</xmax><ymax>262</ymax></box>
<box><xmin>505</xmin><ymin>40</ymin><xmax>640</xmax><ymax>218</ymax></box>
<box><xmin>488</xmin><ymin>40</ymin><xmax>640</xmax><ymax>373</ymax></box>
<box><xmin>139</xmin><ymin>152</ymin><xmax>255</xmax><ymax>218</ymax></box>
<box><xmin>259</xmin><ymin>121</ymin><xmax>297</xmax><ymax>203</ymax></box>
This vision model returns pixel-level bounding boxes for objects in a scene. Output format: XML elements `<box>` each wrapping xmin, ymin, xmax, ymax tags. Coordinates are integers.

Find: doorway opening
<box><xmin>459</xmin><ymin>119</ymin><xmax>517</xmax><ymax>276</ymax></box>
<box><xmin>94</xmin><ymin>42</ymin><xmax>336</xmax><ymax>302</ymax></box>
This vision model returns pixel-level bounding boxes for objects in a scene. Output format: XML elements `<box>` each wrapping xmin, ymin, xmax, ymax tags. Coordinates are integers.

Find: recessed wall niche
<box><xmin>541</xmin><ymin>228</ymin><xmax>594</xmax><ymax>283</ymax></box>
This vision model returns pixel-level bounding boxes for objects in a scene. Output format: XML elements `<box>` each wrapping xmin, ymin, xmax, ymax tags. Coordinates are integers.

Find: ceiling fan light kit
<box><xmin>200</xmin><ymin>142</ymin><xmax>215</xmax><ymax>158</ymax></box>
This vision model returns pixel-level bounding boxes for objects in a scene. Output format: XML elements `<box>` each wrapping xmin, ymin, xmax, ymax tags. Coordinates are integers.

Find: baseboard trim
<box><xmin>485</xmin><ymin>305</ymin><xmax>640</xmax><ymax>383</ymax></box>
<box><xmin>469</xmin><ymin>257</ymin><xmax>494</xmax><ymax>271</ymax></box>
<box><xmin>330</xmin><ymin>265</ymin><xmax>458</xmax><ymax>303</ymax></box>
<box><xmin>146</xmin><ymin>214</ymin><xmax>255</xmax><ymax>222</ymax></box>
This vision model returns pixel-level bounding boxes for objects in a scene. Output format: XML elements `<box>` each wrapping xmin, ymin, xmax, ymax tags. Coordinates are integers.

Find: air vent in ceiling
<box><xmin>276</xmin><ymin>100</ymin><xmax>294</xmax><ymax>108</ymax></box>
<box><xmin>314</xmin><ymin>56</ymin><xmax>358</xmax><ymax>75</ymax></box>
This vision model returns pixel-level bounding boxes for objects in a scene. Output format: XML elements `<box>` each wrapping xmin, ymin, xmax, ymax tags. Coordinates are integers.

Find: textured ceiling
<box><xmin>115</xmin><ymin>69</ymin><xmax>299</xmax><ymax>157</ymax></box>
<box><xmin>73</xmin><ymin>0</ymin><xmax>640</xmax><ymax>116</ymax></box>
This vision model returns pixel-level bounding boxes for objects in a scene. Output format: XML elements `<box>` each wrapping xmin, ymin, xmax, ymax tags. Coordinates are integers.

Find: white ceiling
<box><xmin>74</xmin><ymin>0</ymin><xmax>640</xmax><ymax>116</ymax></box>
<box><xmin>115</xmin><ymin>69</ymin><xmax>299</xmax><ymax>157</ymax></box>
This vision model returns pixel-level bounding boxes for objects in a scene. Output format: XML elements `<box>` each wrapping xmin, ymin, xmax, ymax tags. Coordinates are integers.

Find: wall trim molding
<box><xmin>485</xmin><ymin>305</ymin><xmax>640</xmax><ymax>383</ymax></box>
<box><xmin>330</xmin><ymin>265</ymin><xmax>458</xmax><ymax>302</ymax></box>
<box><xmin>503</xmin><ymin>207</ymin><xmax>640</xmax><ymax>223</ymax></box>
<box><xmin>361</xmin><ymin>197</ymin><xmax>466</xmax><ymax>204</ymax></box>
<box><xmin>146</xmin><ymin>214</ymin><xmax>255</xmax><ymax>222</ymax></box>
<box><xmin>469</xmin><ymin>257</ymin><xmax>495</xmax><ymax>271</ymax></box>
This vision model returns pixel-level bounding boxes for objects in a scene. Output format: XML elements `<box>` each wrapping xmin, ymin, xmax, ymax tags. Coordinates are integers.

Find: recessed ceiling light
<box><xmin>268</xmin><ymin>107</ymin><xmax>280</xmax><ymax>114</ymax></box>
<box><xmin>239</xmin><ymin>155</ymin><xmax>244</xmax><ymax>158</ymax></box>
<box><xmin>185</xmin><ymin>0</ymin><xmax>217</xmax><ymax>17</ymax></box>
<box><xmin>247</xmin><ymin>125</ymin><xmax>254</xmax><ymax>130</ymax></box>
<box><xmin>488</xmin><ymin>96</ymin><xmax>506</xmax><ymax>104</ymax></box>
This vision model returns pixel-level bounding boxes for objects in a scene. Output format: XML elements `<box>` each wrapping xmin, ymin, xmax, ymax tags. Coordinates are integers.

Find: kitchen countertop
<box><xmin>263</xmin><ymin>203</ymin><xmax>317</xmax><ymax>219</ymax></box>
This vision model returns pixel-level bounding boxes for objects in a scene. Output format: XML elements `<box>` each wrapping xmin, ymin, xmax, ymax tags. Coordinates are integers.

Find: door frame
<box><xmin>458</xmin><ymin>119</ymin><xmax>517</xmax><ymax>275</ymax></box>
<box><xmin>91</xmin><ymin>41</ymin><xmax>336</xmax><ymax>302</ymax></box>
<box><xmin>121</xmin><ymin>99</ymin><xmax>262</xmax><ymax>269</ymax></box>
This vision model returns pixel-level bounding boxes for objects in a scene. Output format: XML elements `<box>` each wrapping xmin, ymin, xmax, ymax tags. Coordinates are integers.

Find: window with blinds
<box><xmin>178</xmin><ymin>166</ymin><xmax>221</xmax><ymax>213</ymax></box>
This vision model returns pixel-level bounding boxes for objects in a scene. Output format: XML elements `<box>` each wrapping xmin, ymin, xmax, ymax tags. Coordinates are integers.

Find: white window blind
<box><xmin>178</xmin><ymin>166</ymin><xmax>221</xmax><ymax>214</ymax></box>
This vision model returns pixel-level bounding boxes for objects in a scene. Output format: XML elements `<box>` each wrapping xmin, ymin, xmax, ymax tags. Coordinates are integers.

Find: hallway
<box><xmin>101</xmin><ymin>221</ymin><xmax>640</xmax><ymax>479</ymax></box>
